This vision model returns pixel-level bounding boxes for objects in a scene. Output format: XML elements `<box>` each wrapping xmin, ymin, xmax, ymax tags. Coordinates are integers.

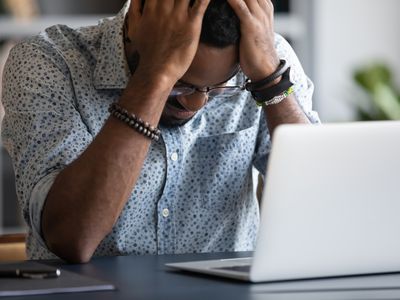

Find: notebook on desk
<box><xmin>166</xmin><ymin>121</ymin><xmax>400</xmax><ymax>282</ymax></box>
<box><xmin>0</xmin><ymin>261</ymin><xmax>115</xmax><ymax>297</ymax></box>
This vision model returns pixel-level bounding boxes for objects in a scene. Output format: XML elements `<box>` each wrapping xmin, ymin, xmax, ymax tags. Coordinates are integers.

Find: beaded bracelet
<box><xmin>109</xmin><ymin>103</ymin><xmax>161</xmax><ymax>141</ymax></box>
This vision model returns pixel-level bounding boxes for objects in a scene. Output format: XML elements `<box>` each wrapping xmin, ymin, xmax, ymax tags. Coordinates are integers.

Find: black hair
<box><xmin>140</xmin><ymin>0</ymin><xmax>240</xmax><ymax>48</ymax></box>
<box><xmin>200</xmin><ymin>0</ymin><xmax>240</xmax><ymax>48</ymax></box>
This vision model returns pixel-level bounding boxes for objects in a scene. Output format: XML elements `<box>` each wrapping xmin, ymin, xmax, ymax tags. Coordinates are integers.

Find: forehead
<box><xmin>180</xmin><ymin>44</ymin><xmax>239</xmax><ymax>87</ymax></box>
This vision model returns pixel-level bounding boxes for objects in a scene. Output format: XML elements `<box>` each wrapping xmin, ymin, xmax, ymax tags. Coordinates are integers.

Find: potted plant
<box><xmin>354</xmin><ymin>64</ymin><xmax>400</xmax><ymax>121</ymax></box>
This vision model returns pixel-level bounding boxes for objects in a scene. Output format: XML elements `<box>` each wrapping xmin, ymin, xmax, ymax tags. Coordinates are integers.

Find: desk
<box><xmin>6</xmin><ymin>252</ymin><xmax>400</xmax><ymax>300</ymax></box>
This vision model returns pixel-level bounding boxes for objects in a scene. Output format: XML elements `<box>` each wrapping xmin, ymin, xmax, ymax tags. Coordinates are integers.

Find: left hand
<box><xmin>227</xmin><ymin>0</ymin><xmax>280</xmax><ymax>82</ymax></box>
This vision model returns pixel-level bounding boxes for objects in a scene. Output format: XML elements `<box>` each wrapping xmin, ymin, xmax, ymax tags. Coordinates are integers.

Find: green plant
<box><xmin>354</xmin><ymin>64</ymin><xmax>400</xmax><ymax>120</ymax></box>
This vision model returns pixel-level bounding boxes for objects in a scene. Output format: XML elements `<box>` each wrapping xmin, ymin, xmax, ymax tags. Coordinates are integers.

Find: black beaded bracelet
<box><xmin>109</xmin><ymin>103</ymin><xmax>161</xmax><ymax>141</ymax></box>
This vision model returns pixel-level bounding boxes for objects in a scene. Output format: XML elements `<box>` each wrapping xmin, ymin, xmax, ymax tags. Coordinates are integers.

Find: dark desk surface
<box><xmin>5</xmin><ymin>251</ymin><xmax>400</xmax><ymax>300</ymax></box>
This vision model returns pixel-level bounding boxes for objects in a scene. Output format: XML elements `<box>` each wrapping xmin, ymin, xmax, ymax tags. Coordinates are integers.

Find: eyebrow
<box><xmin>178</xmin><ymin>66</ymin><xmax>240</xmax><ymax>88</ymax></box>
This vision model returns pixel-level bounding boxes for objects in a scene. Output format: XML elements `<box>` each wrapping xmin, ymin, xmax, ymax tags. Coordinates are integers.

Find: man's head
<box><xmin>200</xmin><ymin>0</ymin><xmax>240</xmax><ymax>48</ymax></box>
<box><xmin>128</xmin><ymin>0</ymin><xmax>241</xmax><ymax>126</ymax></box>
<box><xmin>137</xmin><ymin>0</ymin><xmax>240</xmax><ymax>48</ymax></box>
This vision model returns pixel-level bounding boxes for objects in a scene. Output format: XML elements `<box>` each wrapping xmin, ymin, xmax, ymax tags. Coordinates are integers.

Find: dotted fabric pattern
<box><xmin>1</xmin><ymin>3</ymin><xmax>320</xmax><ymax>259</ymax></box>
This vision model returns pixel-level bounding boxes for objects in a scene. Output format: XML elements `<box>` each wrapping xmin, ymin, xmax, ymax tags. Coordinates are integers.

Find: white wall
<box><xmin>313</xmin><ymin>0</ymin><xmax>400</xmax><ymax>122</ymax></box>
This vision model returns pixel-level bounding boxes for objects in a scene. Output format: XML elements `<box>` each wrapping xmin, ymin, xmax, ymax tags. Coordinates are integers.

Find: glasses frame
<box><xmin>171</xmin><ymin>67</ymin><xmax>247</xmax><ymax>97</ymax></box>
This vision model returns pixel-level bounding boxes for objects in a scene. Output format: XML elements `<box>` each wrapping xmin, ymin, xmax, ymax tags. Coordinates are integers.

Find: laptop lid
<box><xmin>250</xmin><ymin>121</ymin><xmax>400</xmax><ymax>282</ymax></box>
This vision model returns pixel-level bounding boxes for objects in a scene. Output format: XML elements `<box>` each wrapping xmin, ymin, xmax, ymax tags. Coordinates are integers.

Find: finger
<box><xmin>257</xmin><ymin>0</ymin><xmax>269</xmax><ymax>12</ymax></box>
<box><xmin>141</xmin><ymin>0</ymin><xmax>156</xmax><ymax>14</ymax></box>
<box><xmin>156</xmin><ymin>0</ymin><xmax>175</xmax><ymax>14</ymax></box>
<box><xmin>265</xmin><ymin>0</ymin><xmax>274</xmax><ymax>8</ymax></box>
<box><xmin>256</xmin><ymin>0</ymin><xmax>274</xmax><ymax>20</ymax></box>
<box><xmin>227</xmin><ymin>0</ymin><xmax>252</xmax><ymax>20</ymax></box>
<box><xmin>130</xmin><ymin>0</ymin><xmax>141</xmax><ymax>19</ymax></box>
<box><xmin>262</xmin><ymin>0</ymin><xmax>274</xmax><ymax>17</ymax></box>
<box><xmin>190</xmin><ymin>0</ymin><xmax>211</xmax><ymax>20</ymax></box>
<box><xmin>127</xmin><ymin>0</ymin><xmax>141</xmax><ymax>38</ymax></box>
<box><xmin>175</xmin><ymin>0</ymin><xmax>191</xmax><ymax>11</ymax></box>
<box><xmin>243</xmin><ymin>0</ymin><xmax>260</xmax><ymax>14</ymax></box>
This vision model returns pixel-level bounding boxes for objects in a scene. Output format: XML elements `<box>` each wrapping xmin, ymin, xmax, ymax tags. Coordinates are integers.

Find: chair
<box><xmin>0</xmin><ymin>233</ymin><xmax>27</xmax><ymax>262</ymax></box>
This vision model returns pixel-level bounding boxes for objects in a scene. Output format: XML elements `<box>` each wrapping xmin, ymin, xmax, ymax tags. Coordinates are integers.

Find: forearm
<box><xmin>263</xmin><ymin>94</ymin><xmax>310</xmax><ymax>135</ymax></box>
<box><xmin>42</xmin><ymin>74</ymin><xmax>172</xmax><ymax>263</ymax></box>
<box><xmin>41</xmin><ymin>0</ymin><xmax>211</xmax><ymax>263</ymax></box>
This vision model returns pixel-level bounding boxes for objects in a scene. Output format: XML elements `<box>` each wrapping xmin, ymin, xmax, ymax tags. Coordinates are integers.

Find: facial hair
<box><xmin>127</xmin><ymin>52</ymin><xmax>195</xmax><ymax>127</ymax></box>
<box><xmin>160</xmin><ymin>95</ymin><xmax>196</xmax><ymax>127</ymax></box>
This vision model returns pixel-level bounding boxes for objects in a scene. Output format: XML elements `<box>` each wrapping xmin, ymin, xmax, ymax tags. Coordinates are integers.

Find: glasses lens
<box><xmin>209</xmin><ymin>87</ymin><xmax>241</xmax><ymax>97</ymax></box>
<box><xmin>170</xmin><ymin>86</ymin><xmax>195</xmax><ymax>96</ymax></box>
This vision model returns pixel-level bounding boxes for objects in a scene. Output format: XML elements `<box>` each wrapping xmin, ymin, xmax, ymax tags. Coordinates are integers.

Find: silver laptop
<box><xmin>166</xmin><ymin>121</ymin><xmax>400</xmax><ymax>282</ymax></box>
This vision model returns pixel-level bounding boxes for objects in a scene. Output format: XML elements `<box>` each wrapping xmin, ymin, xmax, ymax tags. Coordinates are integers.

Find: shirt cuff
<box><xmin>29</xmin><ymin>172</ymin><xmax>60</xmax><ymax>249</ymax></box>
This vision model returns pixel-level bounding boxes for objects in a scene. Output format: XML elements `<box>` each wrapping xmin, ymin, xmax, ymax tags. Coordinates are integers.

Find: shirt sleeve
<box><xmin>252</xmin><ymin>34</ymin><xmax>321</xmax><ymax>175</ymax></box>
<box><xmin>29</xmin><ymin>171</ymin><xmax>60</xmax><ymax>248</ymax></box>
<box><xmin>1</xmin><ymin>40</ymin><xmax>94</xmax><ymax>247</ymax></box>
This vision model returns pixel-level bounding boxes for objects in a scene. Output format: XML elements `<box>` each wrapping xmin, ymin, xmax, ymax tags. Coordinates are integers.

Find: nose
<box><xmin>177</xmin><ymin>92</ymin><xmax>209</xmax><ymax>112</ymax></box>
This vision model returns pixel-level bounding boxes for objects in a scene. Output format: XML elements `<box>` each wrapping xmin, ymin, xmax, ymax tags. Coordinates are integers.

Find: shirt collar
<box><xmin>94</xmin><ymin>1</ymin><xmax>131</xmax><ymax>90</ymax></box>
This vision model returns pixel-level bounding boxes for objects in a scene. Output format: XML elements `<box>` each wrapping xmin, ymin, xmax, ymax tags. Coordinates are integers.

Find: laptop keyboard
<box><xmin>214</xmin><ymin>265</ymin><xmax>251</xmax><ymax>273</ymax></box>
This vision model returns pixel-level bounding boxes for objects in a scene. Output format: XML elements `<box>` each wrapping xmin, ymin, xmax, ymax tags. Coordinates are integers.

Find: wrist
<box><xmin>133</xmin><ymin>66</ymin><xmax>177</xmax><ymax>91</ymax></box>
<box><xmin>118</xmin><ymin>72</ymin><xmax>174</xmax><ymax>121</ymax></box>
<box><xmin>248</xmin><ymin>65</ymin><xmax>294</xmax><ymax>107</ymax></box>
<box><xmin>245</xmin><ymin>60</ymin><xmax>289</xmax><ymax>92</ymax></box>
<box><xmin>247</xmin><ymin>56</ymin><xmax>280</xmax><ymax>82</ymax></box>
<box><xmin>248</xmin><ymin>64</ymin><xmax>280</xmax><ymax>82</ymax></box>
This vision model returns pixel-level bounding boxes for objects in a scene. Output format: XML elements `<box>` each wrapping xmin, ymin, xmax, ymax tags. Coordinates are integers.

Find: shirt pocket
<box><xmin>185</xmin><ymin>125</ymin><xmax>258</xmax><ymax>211</ymax></box>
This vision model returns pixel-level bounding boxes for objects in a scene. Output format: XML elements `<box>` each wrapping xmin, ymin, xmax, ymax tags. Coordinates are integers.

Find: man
<box><xmin>2</xmin><ymin>0</ymin><xmax>319</xmax><ymax>263</ymax></box>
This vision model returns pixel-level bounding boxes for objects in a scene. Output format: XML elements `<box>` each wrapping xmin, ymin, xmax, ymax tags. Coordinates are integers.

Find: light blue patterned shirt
<box><xmin>1</xmin><ymin>4</ymin><xmax>320</xmax><ymax>260</ymax></box>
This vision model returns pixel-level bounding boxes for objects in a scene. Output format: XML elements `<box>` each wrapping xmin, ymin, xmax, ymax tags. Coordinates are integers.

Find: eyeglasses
<box><xmin>170</xmin><ymin>83</ymin><xmax>246</xmax><ymax>97</ymax></box>
<box><xmin>170</xmin><ymin>68</ymin><xmax>246</xmax><ymax>97</ymax></box>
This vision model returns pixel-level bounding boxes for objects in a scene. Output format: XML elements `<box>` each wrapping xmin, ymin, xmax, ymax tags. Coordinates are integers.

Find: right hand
<box><xmin>127</xmin><ymin>0</ymin><xmax>211</xmax><ymax>85</ymax></box>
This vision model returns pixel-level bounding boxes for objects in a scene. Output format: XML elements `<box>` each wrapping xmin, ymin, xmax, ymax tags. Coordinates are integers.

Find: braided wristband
<box><xmin>255</xmin><ymin>86</ymin><xmax>294</xmax><ymax>107</ymax></box>
<box><xmin>109</xmin><ymin>103</ymin><xmax>161</xmax><ymax>141</ymax></box>
<box><xmin>250</xmin><ymin>67</ymin><xmax>294</xmax><ymax>106</ymax></box>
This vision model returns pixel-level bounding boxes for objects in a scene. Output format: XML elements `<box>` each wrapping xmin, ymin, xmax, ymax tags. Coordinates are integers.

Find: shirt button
<box><xmin>162</xmin><ymin>208</ymin><xmax>170</xmax><ymax>218</ymax></box>
<box><xmin>171</xmin><ymin>152</ymin><xmax>178</xmax><ymax>161</ymax></box>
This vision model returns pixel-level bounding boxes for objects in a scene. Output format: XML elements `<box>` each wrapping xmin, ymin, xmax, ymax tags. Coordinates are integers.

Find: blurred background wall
<box><xmin>313</xmin><ymin>0</ymin><xmax>400</xmax><ymax>122</ymax></box>
<box><xmin>0</xmin><ymin>0</ymin><xmax>399</xmax><ymax>234</ymax></box>
<box><xmin>37</xmin><ymin>0</ymin><xmax>125</xmax><ymax>14</ymax></box>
